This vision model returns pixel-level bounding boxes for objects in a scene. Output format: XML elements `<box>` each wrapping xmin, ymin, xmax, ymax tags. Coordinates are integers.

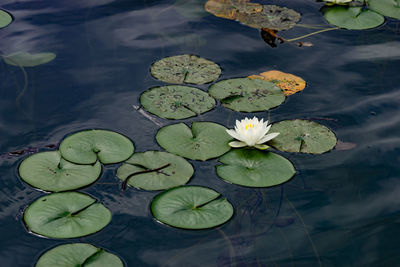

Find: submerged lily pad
<box><xmin>116</xmin><ymin>151</ymin><xmax>194</xmax><ymax>191</ymax></box>
<box><xmin>24</xmin><ymin>192</ymin><xmax>111</xmax><ymax>239</ymax></box>
<box><xmin>36</xmin><ymin>243</ymin><xmax>123</xmax><ymax>267</ymax></box>
<box><xmin>150</xmin><ymin>54</ymin><xmax>221</xmax><ymax>85</ymax></box>
<box><xmin>323</xmin><ymin>6</ymin><xmax>384</xmax><ymax>30</ymax></box>
<box><xmin>59</xmin><ymin>130</ymin><xmax>134</xmax><ymax>165</ymax></box>
<box><xmin>368</xmin><ymin>0</ymin><xmax>400</xmax><ymax>20</ymax></box>
<box><xmin>0</xmin><ymin>9</ymin><xmax>12</xmax><ymax>28</ymax></box>
<box><xmin>3</xmin><ymin>52</ymin><xmax>56</xmax><ymax>67</ymax></box>
<box><xmin>156</xmin><ymin>122</ymin><xmax>232</xmax><ymax>161</ymax></box>
<box><xmin>151</xmin><ymin>186</ymin><xmax>234</xmax><ymax>229</ymax></box>
<box><xmin>269</xmin><ymin>119</ymin><xmax>337</xmax><ymax>154</ymax></box>
<box><xmin>140</xmin><ymin>85</ymin><xmax>216</xmax><ymax>119</ymax></box>
<box><xmin>19</xmin><ymin>151</ymin><xmax>101</xmax><ymax>192</ymax></box>
<box><xmin>216</xmin><ymin>149</ymin><xmax>295</xmax><ymax>187</ymax></box>
<box><xmin>208</xmin><ymin>78</ymin><xmax>285</xmax><ymax>112</ymax></box>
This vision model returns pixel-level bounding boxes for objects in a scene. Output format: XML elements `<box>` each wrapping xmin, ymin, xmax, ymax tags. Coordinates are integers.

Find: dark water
<box><xmin>1</xmin><ymin>0</ymin><xmax>400</xmax><ymax>266</ymax></box>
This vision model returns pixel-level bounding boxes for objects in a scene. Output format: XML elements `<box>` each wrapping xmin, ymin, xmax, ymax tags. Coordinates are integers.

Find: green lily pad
<box><xmin>19</xmin><ymin>151</ymin><xmax>101</xmax><ymax>192</ymax></box>
<box><xmin>269</xmin><ymin>119</ymin><xmax>337</xmax><ymax>154</ymax></box>
<box><xmin>150</xmin><ymin>54</ymin><xmax>221</xmax><ymax>85</ymax></box>
<box><xmin>59</xmin><ymin>129</ymin><xmax>134</xmax><ymax>165</ymax></box>
<box><xmin>24</xmin><ymin>192</ymin><xmax>111</xmax><ymax>239</ymax></box>
<box><xmin>156</xmin><ymin>122</ymin><xmax>232</xmax><ymax>161</ymax></box>
<box><xmin>36</xmin><ymin>243</ymin><xmax>123</xmax><ymax>267</ymax></box>
<box><xmin>0</xmin><ymin>9</ymin><xmax>12</xmax><ymax>28</ymax></box>
<box><xmin>323</xmin><ymin>6</ymin><xmax>384</xmax><ymax>30</ymax></box>
<box><xmin>368</xmin><ymin>0</ymin><xmax>400</xmax><ymax>20</ymax></box>
<box><xmin>140</xmin><ymin>85</ymin><xmax>216</xmax><ymax>119</ymax></box>
<box><xmin>116</xmin><ymin>151</ymin><xmax>194</xmax><ymax>191</ymax></box>
<box><xmin>151</xmin><ymin>186</ymin><xmax>234</xmax><ymax>229</ymax></box>
<box><xmin>208</xmin><ymin>78</ymin><xmax>285</xmax><ymax>112</ymax></box>
<box><xmin>216</xmin><ymin>149</ymin><xmax>295</xmax><ymax>187</ymax></box>
<box><xmin>3</xmin><ymin>52</ymin><xmax>56</xmax><ymax>67</ymax></box>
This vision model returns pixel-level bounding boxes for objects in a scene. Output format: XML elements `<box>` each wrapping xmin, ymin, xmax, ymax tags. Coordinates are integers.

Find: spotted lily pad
<box><xmin>323</xmin><ymin>6</ymin><xmax>384</xmax><ymax>30</ymax></box>
<box><xmin>367</xmin><ymin>0</ymin><xmax>400</xmax><ymax>20</ymax></box>
<box><xmin>0</xmin><ymin>9</ymin><xmax>12</xmax><ymax>28</ymax></box>
<box><xmin>19</xmin><ymin>151</ymin><xmax>101</xmax><ymax>192</ymax></box>
<box><xmin>24</xmin><ymin>192</ymin><xmax>111</xmax><ymax>239</ymax></box>
<box><xmin>208</xmin><ymin>78</ymin><xmax>285</xmax><ymax>112</ymax></box>
<box><xmin>140</xmin><ymin>85</ymin><xmax>216</xmax><ymax>119</ymax></box>
<box><xmin>36</xmin><ymin>243</ymin><xmax>124</xmax><ymax>267</ymax></box>
<box><xmin>216</xmin><ymin>149</ymin><xmax>295</xmax><ymax>187</ymax></box>
<box><xmin>3</xmin><ymin>52</ymin><xmax>56</xmax><ymax>67</ymax></box>
<box><xmin>156</xmin><ymin>122</ymin><xmax>232</xmax><ymax>161</ymax></box>
<box><xmin>269</xmin><ymin>119</ymin><xmax>337</xmax><ymax>154</ymax></box>
<box><xmin>151</xmin><ymin>186</ymin><xmax>234</xmax><ymax>229</ymax></box>
<box><xmin>150</xmin><ymin>54</ymin><xmax>221</xmax><ymax>85</ymax></box>
<box><xmin>59</xmin><ymin>130</ymin><xmax>134</xmax><ymax>165</ymax></box>
<box><xmin>116</xmin><ymin>151</ymin><xmax>194</xmax><ymax>191</ymax></box>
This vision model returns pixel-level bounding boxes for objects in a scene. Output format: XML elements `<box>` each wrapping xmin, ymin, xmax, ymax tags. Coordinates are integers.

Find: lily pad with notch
<box><xmin>216</xmin><ymin>149</ymin><xmax>295</xmax><ymax>187</ymax></box>
<box><xmin>323</xmin><ymin>6</ymin><xmax>384</xmax><ymax>30</ymax></box>
<box><xmin>156</xmin><ymin>122</ymin><xmax>232</xmax><ymax>161</ymax></box>
<box><xmin>367</xmin><ymin>0</ymin><xmax>400</xmax><ymax>20</ymax></box>
<box><xmin>19</xmin><ymin>151</ymin><xmax>102</xmax><ymax>192</ymax></box>
<box><xmin>36</xmin><ymin>243</ymin><xmax>123</xmax><ymax>267</ymax></box>
<box><xmin>150</xmin><ymin>54</ymin><xmax>221</xmax><ymax>85</ymax></box>
<box><xmin>0</xmin><ymin>9</ymin><xmax>12</xmax><ymax>28</ymax></box>
<box><xmin>24</xmin><ymin>192</ymin><xmax>111</xmax><ymax>239</ymax></box>
<box><xmin>151</xmin><ymin>185</ymin><xmax>234</xmax><ymax>229</ymax></box>
<box><xmin>208</xmin><ymin>78</ymin><xmax>285</xmax><ymax>112</ymax></box>
<box><xmin>59</xmin><ymin>129</ymin><xmax>134</xmax><ymax>165</ymax></box>
<box><xmin>269</xmin><ymin>119</ymin><xmax>337</xmax><ymax>154</ymax></box>
<box><xmin>116</xmin><ymin>151</ymin><xmax>194</xmax><ymax>191</ymax></box>
<box><xmin>140</xmin><ymin>85</ymin><xmax>216</xmax><ymax>119</ymax></box>
<box><xmin>3</xmin><ymin>52</ymin><xmax>56</xmax><ymax>67</ymax></box>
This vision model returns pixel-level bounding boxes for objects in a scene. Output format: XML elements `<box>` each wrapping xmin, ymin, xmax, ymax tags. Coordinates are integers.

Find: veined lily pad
<box><xmin>0</xmin><ymin>9</ymin><xmax>12</xmax><ymax>28</ymax></box>
<box><xmin>208</xmin><ymin>78</ymin><xmax>285</xmax><ymax>112</ymax></box>
<box><xmin>150</xmin><ymin>54</ymin><xmax>221</xmax><ymax>85</ymax></box>
<box><xmin>140</xmin><ymin>85</ymin><xmax>216</xmax><ymax>119</ymax></box>
<box><xmin>3</xmin><ymin>52</ymin><xmax>56</xmax><ymax>67</ymax></box>
<box><xmin>156</xmin><ymin>122</ymin><xmax>232</xmax><ymax>161</ymax></box>
<box><xmin>151</xmin><ymin>186</ymin><xmax>234</xmax><ymax>229</ymax></box>
<box><xmin>24</xmin><ymin>192</ymin><xmax>111</xmax><ymax>239</ymax></box>
<box><xmin>216</xmin><ymin>149</ymin><xmax>295</xmax><ymax>187</ymax></box>
<box><xmin>269</xmin><ymin>119</ymin><xmax>337</xmax><ymax>154</ymax></box>
<box><xmin>19</xmin><ymin>151</ymin><xmax>101</xmax><ymax>192</ymax></box>
<box><xmin>36</xmin><ymin>243</ymin><xmax>123</xmax><ymax>267</ymax></box>
<box><xmin>368</xmin><ymin>0</ymin><xmax>400</xmax><ymax>20</ymax></box>
<box><xmin>116</xmin><ymin>151</ymin><xmax>194</xmax><ymax>191</ymax></box>
<box><xmin>323</xmin><ymin>6</ymin><xmax>384</xmax><ymax>30</ymax></box>
<box><xmin>59</xmin><ymin>130</ymin><xmax>134</xmax><ymax>165</ymax></box>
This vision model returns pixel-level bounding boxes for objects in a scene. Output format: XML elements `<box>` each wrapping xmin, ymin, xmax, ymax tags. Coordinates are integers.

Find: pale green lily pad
<box><xmin>24</xmin><ymin>192</ymin><xmax>111</xmax><ymax>239</ymax></box>
<box><xmin>36</xmin><ymin>243</ymin><xmax>123</xmax><ymax>267</ymax></box>
<box><xmin>269</xmin><ymin>119</ymin><xmax>337</xmax><ymax>154</ymax></box>
<box><xmin>156</xmin><ymin>122</ymin><xmax>232</xmax><ymax>161</ymax></box>
<box><xmin>59</xmin><ymin>130</ymin><xmax>134</xmax><ymax>165</ymax></box>
<box><xmin>323</xmin><ymin>6</ymin><xmax>384</xmax><ymax>30</ymax></box>
<box><xmin>150</xmin><ymin>54</ymin><xmax>221</xmax><ymax>85</ymax></box>
<box><xmin>208</xmin><ymin>78</ymin><xmax>285</xmax><ymax>112</ymax></box>
<box><xmin>116</xmin><ymin>151</ymin><xmax>194</xmax><ymax>191</ymax></box>
<box><xmin>19</xmin><ymin>151</ymin><xmax>101</xmax><ymax>192</ymax></box>
<box><xmin>368</xmin><ymin>0</ymin><xmax>400</xmax><ymax>20</ymax></box>
<box><xmin>3</xmin><ymin>52</ymin><xmax>56</xmax><ymax>67</ymax></box>
<box><xmin>140</xmin><ymin>85</ymin><xmax>216</xmax><ymax>119</ymax></box>
<box><xmin>0</xmin><ymin>9</ymin><xmax>12</xmax><ymax>28</ymax></box>
<box><xmin>151</xmin><ymin>186</ymin><xmax>234</xmax><ymax>229</ymax></box>
<box><xmin>216</xmin><ymin>149</ymin><xmax>295</xmax><ymax>187</ymax></box>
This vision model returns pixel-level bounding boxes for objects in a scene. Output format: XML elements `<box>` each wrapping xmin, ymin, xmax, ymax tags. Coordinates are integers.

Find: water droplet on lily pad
<box><xmin>36</xmin><ymin>243</ymin><xmax>124</xmax><ymax>267</ymax></box>
<box><xmin>3</xmin><ymin>52</ymin><xmax>56</xmax><ymax>67</ymax></box>
<box><xmin>367</xmin><ymin>0</ymin><xmax>400</xmax><ymax>20</ymax></box>
<box><xmin>19</xmin><ymin>151</ymin><xmax>101</xmax><ymax>192</ymax></box>
<box><xmin>140</xmin><ymin>85</ymin><xmax>216</xmax><ymax>119</ymax></box>
<box><xmin>151</xmin><ymin>186</ymin><xmax>234</xmax><ymax>229</ymax></box>
<box><xmin>323</xmin><ymin>6</ymin><xmax>384</xmax><ymax>30</ymax></box>
<box><xmin>0</xmin><ymin>9</ymin><xmax>12</xmax><ymax>28</ymax></box>
<box><xmin>24</xmin><ymin>192</ymin><xmax>111</xmax><ymax>239</ymax></box>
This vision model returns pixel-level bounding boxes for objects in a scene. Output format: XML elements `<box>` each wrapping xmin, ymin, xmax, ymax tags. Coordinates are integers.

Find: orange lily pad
<box><xmin>248</xmin><ymin>70</ymin><xmax>306</xmax><ymax>96</ymax></box>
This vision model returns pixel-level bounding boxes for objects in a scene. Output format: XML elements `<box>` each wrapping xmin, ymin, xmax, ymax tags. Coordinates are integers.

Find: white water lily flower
<box><xmin>226</xmin><ymin>117</ymin><xmax>279</xmax><ymax>150</ymax></box>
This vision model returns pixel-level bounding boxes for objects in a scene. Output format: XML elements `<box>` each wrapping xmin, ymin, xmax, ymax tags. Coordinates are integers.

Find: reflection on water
<box><xmin>0</xmin><ymin>0</ymin><xmax>400</xmax><ymax>266</ymax></box>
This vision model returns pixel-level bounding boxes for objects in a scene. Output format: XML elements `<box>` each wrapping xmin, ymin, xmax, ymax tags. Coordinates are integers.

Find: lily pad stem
<box><xmin>286</xmin><ymin>27</ymin><xmax>339</xmax><ymax>42</ymax></box>
<box><xmin>122</xmin><ymin>163</ymin><xmax>171</xmax><ymax>190</ymax></box>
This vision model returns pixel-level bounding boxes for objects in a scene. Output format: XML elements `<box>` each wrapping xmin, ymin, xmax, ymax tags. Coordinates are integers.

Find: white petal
<box><xmin>257</xmin><ymin>132</ymin><xmax>280</xmax><ymax>144</ymax></box>
<box><xmin>226</xmin><ymin>129</ymin><xmax>245</xmax><ymax>142</ymax></box>
<box><xmin>229</xmin><ymin>141</ymin><xmax>248</xmax><ymax>148</ymax></box>
<box><xmin>254</xmin><ymin>144</ymin><xmax>270</xmax><ymax>150</ymax></box>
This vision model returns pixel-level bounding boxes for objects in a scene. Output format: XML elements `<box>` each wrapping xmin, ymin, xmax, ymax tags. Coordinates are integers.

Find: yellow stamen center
<box><xmin>245</xmin><ymin>123</ymin><xmax>255</xmax><ymax>130</ymax></box>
